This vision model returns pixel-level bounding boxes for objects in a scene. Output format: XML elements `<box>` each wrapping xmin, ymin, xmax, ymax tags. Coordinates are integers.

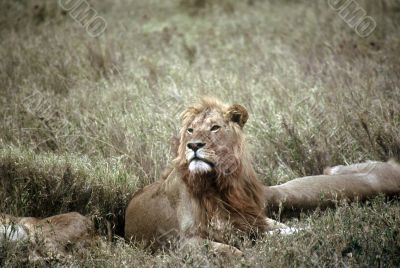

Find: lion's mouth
<box><xmin>189</xmin><ymin>157</ymin><xmax>215</xmax><ymax>168</ymax></box>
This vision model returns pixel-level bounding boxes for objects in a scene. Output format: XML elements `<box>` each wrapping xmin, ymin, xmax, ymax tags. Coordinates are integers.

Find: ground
<box><xmin>0</xmin><ymin>0</ymin><xmax>400</xmax><ymax>266</ymax></box>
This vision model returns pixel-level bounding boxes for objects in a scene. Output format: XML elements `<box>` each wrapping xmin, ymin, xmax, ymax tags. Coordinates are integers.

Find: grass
<box><xmin>1</xmin><ymin>0</ymin><xmax>400</xmax><ymax>266</ymax></box>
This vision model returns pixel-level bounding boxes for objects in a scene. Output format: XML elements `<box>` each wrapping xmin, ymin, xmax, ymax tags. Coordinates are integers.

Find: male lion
<box><xmin>125</xmin><ymin>98</ymin><xmax>400</xmax><ymax>255</ymax></box>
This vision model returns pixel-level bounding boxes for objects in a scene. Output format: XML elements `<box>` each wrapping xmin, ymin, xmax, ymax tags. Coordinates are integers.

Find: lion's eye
<box><xmin>210</xmin><ymin>125</ymin><xmax>221</xmax><ymax>132</ymax></box>
<box><xmin>187</xmin><ymin>128</ymin><xmax>194</xmax><ymax>134</ymax></box>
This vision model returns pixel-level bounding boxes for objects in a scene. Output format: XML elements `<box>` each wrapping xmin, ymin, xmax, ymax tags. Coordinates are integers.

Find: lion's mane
<box><xmin>174</xmin><ymin>98</ymin><xmax>267</xmax><ymax>236</ymax></box>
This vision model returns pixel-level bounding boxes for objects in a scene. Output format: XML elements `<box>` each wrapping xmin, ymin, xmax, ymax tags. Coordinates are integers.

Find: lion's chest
<box><xmin>177</xmin><ymin>192</ymin><xmax>233</xmax><ymax>241</ymax></box>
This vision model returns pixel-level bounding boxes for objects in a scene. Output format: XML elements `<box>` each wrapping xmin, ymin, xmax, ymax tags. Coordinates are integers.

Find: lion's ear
<box><xmin>225</xmin><ymin>104</ymin><xmax>249</xmax><ymax>128</ymax></box>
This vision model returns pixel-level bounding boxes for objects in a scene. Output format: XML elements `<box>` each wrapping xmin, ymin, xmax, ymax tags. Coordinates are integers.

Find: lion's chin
<box><xmin>188</xmin><ymin>160</ymin><xmax>213</xmax><ymax>174</ymax></box>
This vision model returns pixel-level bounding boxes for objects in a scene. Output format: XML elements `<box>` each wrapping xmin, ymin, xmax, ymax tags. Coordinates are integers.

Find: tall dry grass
<box><xmin>1</xmin><ymin>0</ymin><xmax>400</xmax><ymax>266</ymax></box>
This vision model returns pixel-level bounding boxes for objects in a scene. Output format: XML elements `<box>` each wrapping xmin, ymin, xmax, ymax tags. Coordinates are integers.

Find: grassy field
<box><xmin>1</xmin><ymin>0</ymin><xmax>400</xmax><ymax>266</ymax></box>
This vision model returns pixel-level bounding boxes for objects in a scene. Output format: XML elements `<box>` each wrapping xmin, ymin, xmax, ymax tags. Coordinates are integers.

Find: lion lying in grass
<box><xmin>265</xmin><ymin>160</ymin><xmax>400</xmax><ymax>218</ymax></box>
<box><xmin>1</xmin><ymin>98</ymin><xmax>399</xmax><ymax>258</ymax></box>
<box><xmin>0</xmin><ymin>212</ymin><xmax>98</xmax><ymax>260</ymax></box>
<box><xmin>124</xmin><ymin>98</ymin><xmax>400</xmax><ymax>256</ymax></box>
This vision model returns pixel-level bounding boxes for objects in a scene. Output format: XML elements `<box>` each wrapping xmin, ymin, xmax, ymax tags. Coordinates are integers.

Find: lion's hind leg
<box><xmin>323</xmin><ymin>161</ymin><xmax>380</xmax><ymax>175</ymax></box>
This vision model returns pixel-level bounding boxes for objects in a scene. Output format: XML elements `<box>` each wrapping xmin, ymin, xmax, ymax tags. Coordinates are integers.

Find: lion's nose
<box><xmin>187</xmin><ymin>142</ymin><xmax>206</xmax><ymax>152</ymax></box>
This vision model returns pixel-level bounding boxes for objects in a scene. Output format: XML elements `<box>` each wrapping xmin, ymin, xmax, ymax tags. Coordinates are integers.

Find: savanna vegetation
<box><xmin>1</xmin><ymin>0</ymin><xmax>400</xmax><ymax>266</ymax></box>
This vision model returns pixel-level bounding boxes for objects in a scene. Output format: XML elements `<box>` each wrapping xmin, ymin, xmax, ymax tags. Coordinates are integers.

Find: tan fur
<box><xmin>265</xmin><ymin>160</ymin><xmax>400</xmax><ymax>218</ymax></box>
<box><xmin>125</xmin><ymin>98</ymin><xmax>268</xmax><ymax>255</ymax></box>
<box><xmin>125</xmin><ymin>98</ymin><xmax>400</xmax><ymax>255</ymax></box>
<box><xmin>0</xmin><ymin>212</ymin><xmax>99</xmax><ymax>259</ymax></box>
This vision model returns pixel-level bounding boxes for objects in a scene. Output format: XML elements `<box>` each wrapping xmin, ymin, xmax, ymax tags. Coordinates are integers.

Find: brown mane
<box><xmin>174</xmin><ymin>98</ymin><xmax>267</xmax><ymax>237</ymax></box>
<box><xmin>3</xmin><ymin>99</ymin><xmax>399</xmax><ymax>259</ymax></box>
<box><xmin>124</xmin><ymin>97</ymin><xmax>400</xmax><ymax>256</ymax></box>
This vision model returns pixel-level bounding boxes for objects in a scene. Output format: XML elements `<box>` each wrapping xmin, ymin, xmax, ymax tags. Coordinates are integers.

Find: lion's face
<box><xmin>175</xmin><ymin>98</ymin><xmax>249</xmax><ymax>177</ymax></box>
<box><xmin>184</xmin><ymin>109</ymin><xmax>232</xmax><ymax>175</ymax></box>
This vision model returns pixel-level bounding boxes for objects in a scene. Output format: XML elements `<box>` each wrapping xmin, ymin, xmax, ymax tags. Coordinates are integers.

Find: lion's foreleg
<box><xmin>182</xmin><ymin>236</ymin><xmax>243</xmax><ymax>257</ymax></box>
<box><xmin>265</xmin><ymin>218</ymin><xmax>305</xmax><ymax>235</ymax></box>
